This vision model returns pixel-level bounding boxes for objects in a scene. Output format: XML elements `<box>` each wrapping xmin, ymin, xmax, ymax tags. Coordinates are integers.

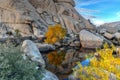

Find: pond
<box><xmin>43</xmin><ymin>48</ymin><xmax>96</xmax><ymax>80</ymax></box>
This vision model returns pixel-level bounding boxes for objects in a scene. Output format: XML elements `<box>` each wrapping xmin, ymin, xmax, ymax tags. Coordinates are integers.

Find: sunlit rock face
<box><xmin>79</xmin><ymin>30</ymin><xmax>103</xmax><ymax>48</ymax></box>
<box><xmin>0</xmin><ymin>0</ymin><xmax>95</xmax><ymax>38</ymax></box>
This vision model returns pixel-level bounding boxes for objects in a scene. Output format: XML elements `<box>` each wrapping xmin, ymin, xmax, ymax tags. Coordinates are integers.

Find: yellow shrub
<box><xmin>45</xmin><ymin>24</ymin><xmax>66</xmax><ymax>44</ymax></box>
<box><xmin>73</xmin><ymin>43</ymin><xmax>120</xmax><ymax>80</ymax></box>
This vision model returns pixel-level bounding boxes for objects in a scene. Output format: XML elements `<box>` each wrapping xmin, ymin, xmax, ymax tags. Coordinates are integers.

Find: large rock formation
<box><xmin>0</xmin><ymin>0</ymin><xmax>95</xmax><ymax>38</ymax></box>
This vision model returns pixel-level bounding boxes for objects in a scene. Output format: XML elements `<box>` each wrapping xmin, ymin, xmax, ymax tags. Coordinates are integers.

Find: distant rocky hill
<box><xmin>0</xmin><ymin>0</ymin><xmax>95</xmax><ymax>38</ymax></box>
<box><xmin>97</xmin><ymin>21</ymin><xmax>120</xmax><ymax>33</ymax></box>
<box><xmin>102</xmin><ymin>21</ymin><xmax>120</xmax><ymax>28</ymax></box>
<box><xmin>96</xmin><ymin>21</ymin><xmax>120</xmax><ymax>46</ymax></box>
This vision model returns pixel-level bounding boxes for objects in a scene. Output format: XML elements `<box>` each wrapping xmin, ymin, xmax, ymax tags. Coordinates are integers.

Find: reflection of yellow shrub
<box><xmin>45</xmin><ymin>24</ymin><xmax>66</xmax><ymax>44</ymax></box>
<box><xmin>47</xmin><ymin>51</ymin><xmax>65</xmax><ymax>66</ymax></box>
<box><xmin>73</xmin><ymin>43</ymin><xmax>120</xmax><ymax>80</ymax></box>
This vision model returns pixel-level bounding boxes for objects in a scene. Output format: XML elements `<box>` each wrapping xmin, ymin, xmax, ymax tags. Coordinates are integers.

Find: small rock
<box><xmin>54</xmin><ymin>42</ymin><xmax>61</xmax><ymax>47</ymax></box>
<box><xmin>60</xmin><ymin>47</ymin><xmax>65</xmax><ymax>51</ymax></box>
<box><xmin>53</xmin><ymin>16</ymin><xmax>59</xmax><ymax>23</ymax></box>
<box><xmin>109</xmin><ymin>73</ymin><xmax>116</xmax><ymax>80</ymax></box>
<box><xmin>68</xmin><ymin>74</ymin><xmax>77</xmax><ymax>80</ymax></box>
<box><xmin>70</xmin><ymin>41</ymin><xmax>80</xmax><ymax>47</ymax></box>
<box><xmin>37</xmin><ymin>35</ymin><xmax>45</xmax><ymax>41</ymax></box>
<box><xmin>116</xmin><ymin>47</ymin><xmax>120</xmax><ymax>57</ymax></box>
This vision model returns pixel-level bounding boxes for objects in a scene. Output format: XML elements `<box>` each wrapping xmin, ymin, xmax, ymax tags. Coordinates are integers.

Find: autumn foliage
<box><xmin>73</xmin><ymin>43</ymin><xmax>120</xmax><ymax>80</ymax></box>
<box><xmin>45</xmin><ymin>24</ymin><xmax>66</xmax><ymax>44</ymax></box>
<box><xmin>47</xmin><ymin>51</ymin><xmax>65</xmax><ymax>66</ymax></box>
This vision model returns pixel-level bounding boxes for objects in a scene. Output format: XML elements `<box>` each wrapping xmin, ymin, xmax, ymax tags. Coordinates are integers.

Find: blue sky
<box><xmin>75</xmin><ymin>0</ymin><xmax>120</xmax><ymax>26</ymax></box>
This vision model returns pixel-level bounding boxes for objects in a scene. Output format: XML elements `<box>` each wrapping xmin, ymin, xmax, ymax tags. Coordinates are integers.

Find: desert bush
<box><xmin>0</xmin><ymin>43</ymin><xmax>44</xmax><ymax>80</ymax></box>
<box><xmin>45</xmin><ymin>24</ymin><xmax>66</xmax><ymax>44</ymax></box>
<box><xmin>15</xmin><ymin>29</ymin><xmax>21</xmax><ymax>38</ymax></box>
<box><xmin>47</xmin><ymin>51</ymin><xmax>65</xmax><ymax>66</ymax></box>
<box><xmin>73</xmin><ymin>43</ymin><xmax>120</xmax><ymax>80</ymax></box>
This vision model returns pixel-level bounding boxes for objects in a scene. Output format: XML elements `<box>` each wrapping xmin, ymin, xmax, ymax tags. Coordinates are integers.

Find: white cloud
<box><xmin>75</xmin><ymin>8</ymin><xmax>99</xmax><ymax>19</ymax></box>
<box><xmin>74</xmin><ymin>0</ymin><xmax>107</xmax><ymax>26</ymax></box>
<box><xmin>77</xmin><ymin>8</ymin><xmax>99</xmax><ymax>13</ymax></box>
<box><xmin>81</xmin><ymin>14</ymin><xmax>96</xmax><ymax>19</ymax></box>
<box><xmin>80</xmin><ymin>1</ymin><xmax>102</xmax><ymax>6</ymax></box>
<box><xmin>91</xmin><ymin>19</ymin><xmax>105</xmax><ymax>26</ymax></box>
<box><xmin>75</xmin><ymin>0</ymin><xmax>106</xmax><ymax>6</ymax></box>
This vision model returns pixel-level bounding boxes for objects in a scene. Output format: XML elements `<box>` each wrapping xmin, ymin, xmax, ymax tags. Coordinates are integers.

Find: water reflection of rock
<box><xmin>44</xmin><ymin>47</ymin><xmax>96</xmax><ymax>79</ymax></box>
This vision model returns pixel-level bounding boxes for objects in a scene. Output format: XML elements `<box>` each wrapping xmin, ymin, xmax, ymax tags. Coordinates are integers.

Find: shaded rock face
<box><xmin>0</xmin><ymin>0</ymin><xmax>95</xmax><ymax>38</ymax></box>
<box><xmin>79</xmin><ymin>30</ymin><xmax>103</xmax><ymax>48</ymax></box>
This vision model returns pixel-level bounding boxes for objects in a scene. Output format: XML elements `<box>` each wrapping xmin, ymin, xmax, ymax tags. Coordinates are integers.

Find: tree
<box><xmin>45</xmin><ymin>24</ymin><xmax>66</xmax><ymax>44</ymax></box>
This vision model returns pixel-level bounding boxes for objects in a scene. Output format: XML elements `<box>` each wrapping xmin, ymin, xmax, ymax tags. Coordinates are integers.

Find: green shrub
<box><xmin>15</xmin><ymin>29</ymin><xmax>21</xmax><ymax>38</ymax></box>
<box><xmin>0</xmin><ymin>43</ymin><xmax>44</xmax><ymax>80</ymax></box>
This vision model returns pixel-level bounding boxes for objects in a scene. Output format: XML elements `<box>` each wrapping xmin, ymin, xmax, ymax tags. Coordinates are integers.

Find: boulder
<box><xmin>114</xmin><ymin>32</ymin><xmax>120</xmax><ymax>39</ymax></box>
<box><xmin>79</xmin><ymin>30</ymin><xmax>103</xmax><ymax>48</ymax></box>
<box><xmin>103</xmin><ymin>32</ymin><xmax>114</xmax><ymax>40</ymax></box>
<box><xmin>42</xmin><ymin>70</ymin><xmax>59</xmax><ymax>80</ymax></box>
<box><xmin>22</xmin><ymin>40</ymin><xmax>45</xmax><ymax>67</ymax></box>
